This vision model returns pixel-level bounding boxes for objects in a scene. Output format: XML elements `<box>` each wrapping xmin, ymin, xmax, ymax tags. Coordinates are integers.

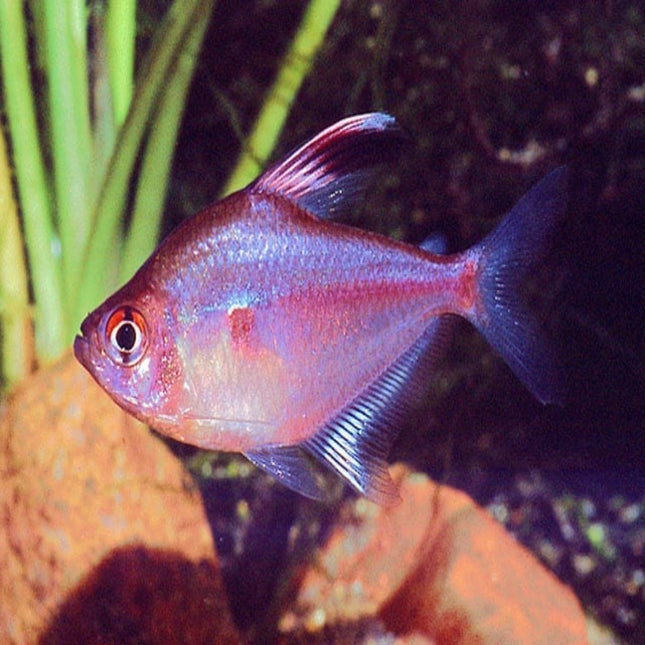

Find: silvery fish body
<box><xmin>74</xmin><ymin>113</ymin><xmax>566</xmax><ymax>504</ymax></box>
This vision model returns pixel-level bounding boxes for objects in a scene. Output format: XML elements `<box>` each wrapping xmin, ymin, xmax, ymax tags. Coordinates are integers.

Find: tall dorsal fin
<box><xmin>248</xmin><ymin>113</ymin><xmax>406</xmax><ymax>219</ymax></box>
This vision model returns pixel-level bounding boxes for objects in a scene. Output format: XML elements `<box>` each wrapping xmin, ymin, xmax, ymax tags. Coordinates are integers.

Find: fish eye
<box><xmin>105</xmin><ymin>306</ymin><xmax>148</xmax><ymax>366</ymax></box>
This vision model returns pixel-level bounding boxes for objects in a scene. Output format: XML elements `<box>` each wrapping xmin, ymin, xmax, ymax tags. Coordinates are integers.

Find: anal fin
<box><xmin>302</xmin><ymin>314</ymin><xmax>455</xmax><ymax>506</ymax></box>
<box><xmin>244</xmin><ymin>445</ymin><xmax>331</xmax><ymax>501</ymax></box>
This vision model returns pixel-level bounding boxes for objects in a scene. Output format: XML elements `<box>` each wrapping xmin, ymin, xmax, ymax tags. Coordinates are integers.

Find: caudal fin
<box><xmin>469</xmin><ymin>167</ymin><xmax>568</xmax><ymax>404</ymax></box>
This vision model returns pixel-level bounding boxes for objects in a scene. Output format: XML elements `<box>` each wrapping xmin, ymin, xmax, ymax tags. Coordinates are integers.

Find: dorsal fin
<box><xmin>248</xmin><ymin>113</ymin><xmax>405</xmax><ymax>219</ymax></box>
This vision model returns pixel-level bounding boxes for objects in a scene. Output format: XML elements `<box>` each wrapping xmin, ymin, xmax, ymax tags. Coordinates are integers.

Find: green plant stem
<box><xmin>90</xmin><ymin>3</ymin><xmax>117</xmax><ymax>200</ymax></box>
<box><xmin>106</xmin><ymin>0</ymin><xmax>136</xmax><ymax>129</ymax></box>
<box><xmin>0</xmin><ymin>125</ymin><xmax>33</xmax><ymax>387</ymax></box>
<box><xmin>222</xmin><ymin>0</ymin><xmax>341</xmax><ymax>195</ymax></box>
<box><xmin>43</xmin><ymin>0</ymin><xmax>92</xmax><ymax>310</ymax></box>
<box><xmin>0</xmin><ymin>0</ymin><xmax>66</xmax><ymax>362</ymax></box>
<box><xmin>120</xmin><ymin>4</ymin><xmax>213</xmax><ymax>283</ymax></box>
<box><xmin>76</xmin><ymin>0</ymin><xmax>216</xmax><ymax>324</ymax></box>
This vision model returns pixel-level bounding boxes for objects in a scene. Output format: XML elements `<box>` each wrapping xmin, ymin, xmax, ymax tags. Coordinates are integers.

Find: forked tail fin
<box><xmin>468</xmin><ymin>167</ymin><xmax>568</xmax><ymax>404</ymax></box>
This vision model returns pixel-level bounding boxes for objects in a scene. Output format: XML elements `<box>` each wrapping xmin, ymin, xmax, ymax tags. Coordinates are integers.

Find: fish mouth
<box><xmin>73</xmin><ymin>332</ymin><xmax>90</xmax><ymax>369</ymax></box>
<box><xmin>73</xmin><ymin>316</ymin><xmax>94</xmax><ymax>369</ymax></box>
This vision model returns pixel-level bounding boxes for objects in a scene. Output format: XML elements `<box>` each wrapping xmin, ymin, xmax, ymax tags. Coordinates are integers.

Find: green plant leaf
<box><xmin>106</xmin><ymin>0</ymin><xmax>136</xmax><ymax>130</ymax></box>
<box><xmin>0</xmin><ymin>0</ymin><xmax>66</xmax><ymax>361</ymax></box>
<box><xmin>89</xmin><ymin>3</ymin><xmax>118</xmax><ymax>201</ymax></box>
<box><xmin>0</xmin><ymin>123</ymin><xmax>33</xmax><ymax>387</ymax></box>
<box><xmin>43</xmin><ymin>0</ymin><xmax>93</xmax><ymax>305</ymax></box>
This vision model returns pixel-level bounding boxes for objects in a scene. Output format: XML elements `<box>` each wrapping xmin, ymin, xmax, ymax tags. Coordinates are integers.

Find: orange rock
<box><xmin>0</xmin><ymin>354</ymin><xmax>241</xmax><ymax>644</ymax></box>
<box><xmin>283</xmin><ymin>465</ymin><xmax>588</xmax><ymax>645</ymax></box>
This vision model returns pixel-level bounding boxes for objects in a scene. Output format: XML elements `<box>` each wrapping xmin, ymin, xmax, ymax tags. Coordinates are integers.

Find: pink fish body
<box><xmin>74</xmin><ymin>113</ymin><xmax>566</xmax><ymax>504</ymax></box>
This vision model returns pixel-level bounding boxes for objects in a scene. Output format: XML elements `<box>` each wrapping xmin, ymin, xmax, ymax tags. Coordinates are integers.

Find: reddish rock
<box><xmin>282</xmin><ymin>465</ymin><xmax>588</xmax><ymax>644</ymax></box>
<box><xmin>0</xmin><ymin>354</ymin><xmax>241</xmax><ymax>644</ymax></box>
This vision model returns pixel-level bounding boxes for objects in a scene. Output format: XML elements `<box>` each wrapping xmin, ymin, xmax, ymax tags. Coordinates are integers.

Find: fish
<box><xmin>74</xmin><ymin>113</ymin><xmax>567</xmax><ymax>505</ymax></box>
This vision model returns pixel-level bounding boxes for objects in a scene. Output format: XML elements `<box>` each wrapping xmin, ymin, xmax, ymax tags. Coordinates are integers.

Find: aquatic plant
<box><xmin>0</xmin><ymin>0</ymin><xmax>339</xmax><ymax>389</ymax></box>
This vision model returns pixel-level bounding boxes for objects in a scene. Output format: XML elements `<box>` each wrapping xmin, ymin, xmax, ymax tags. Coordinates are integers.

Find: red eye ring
<box><xmin>105</xmin><ymin>306</ymin><xmax>148</xmax><ymax>366</ymax></box>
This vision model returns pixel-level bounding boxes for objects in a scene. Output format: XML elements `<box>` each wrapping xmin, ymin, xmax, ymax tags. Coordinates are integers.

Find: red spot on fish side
<box><xmin>227</xmin><ymin>306</ymin><xmax>258</xmax><ymax>354</ymax></box>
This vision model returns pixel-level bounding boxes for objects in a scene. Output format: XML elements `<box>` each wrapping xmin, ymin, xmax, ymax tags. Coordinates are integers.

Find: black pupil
<box><xmin>116</xmin><ymin>322</ymin><xmax>137</xmax><ymax>352</ymax></box>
